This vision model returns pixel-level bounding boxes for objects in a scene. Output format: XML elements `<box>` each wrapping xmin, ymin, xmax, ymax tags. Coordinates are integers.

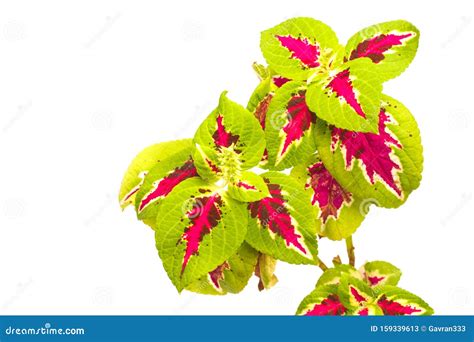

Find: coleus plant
<box><xmin>119</xmin><ymin>17</ymin><xmax>432</xmax><ymax>315</ymax></box>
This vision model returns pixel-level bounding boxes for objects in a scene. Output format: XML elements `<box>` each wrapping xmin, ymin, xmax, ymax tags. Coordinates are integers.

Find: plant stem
<box><xmin>346</xmin><ymin>236</ymin><xmax>355</xmax><ymax>266</ymax></box>
<box><xmin>317</xmin><ymin>257</ymin><xmax>328</xmax><ymax>271</ymax></box>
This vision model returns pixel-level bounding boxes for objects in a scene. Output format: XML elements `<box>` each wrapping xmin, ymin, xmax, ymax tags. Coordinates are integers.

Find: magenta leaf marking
<box><xmin>208</xmin><ymin>261</ymin><xmax>230</xmax><ymax>289</ymax></box>
<box><xmin>206</xmin><ymin>158</ymin><xmax>221</xmax><ymax>174</ymax></box>
<box><xmin>273</xmin><ymin>76</ymin><xmax>291</xmax><ymax>87</ymax></box>
<box><xmin>138</xmin><ymin>160</ymin><xmax>197</xmax><ymax>212</ymax></box>
<box><xmin>276</xmin><ymin>35</ymin><xmax>320</xmax><ymax>68</ymax></box>
<box><xmin>280</xmin><ymin>92</ymin><xmax>316</xmax><ymax>156</ymax></box>
<box><xmin>307</xmin><ymin>162</ymin><xmax>352</xmax><ymax>222</ymax></box>
<box><xmin>327</xmin><ymin>69</ymin><xmax>366</xmax><ymax>118</ymax></box>
<box><xmin>332</xmin><ymin>109</ymin><xmax>403</xmax><ymax>195</ymax></box>
<box><xmin>122</xmin><ymin>186</ymin><xmax>140</xmax><ymax>203</ymax></box>
<box><xmin>350</xmin><ymin>286</ymin><xmax>367</xmax><ymax>303</ymax></box>
<box><xmin>237</xmin><ymin>181</ymin><xmax>257</xmax><ymax>190</ymax></box>
<box><xmin>358</xmin><ymin>308</ymin><xmax>369</xmax><ymax>316</ymax></box>
<box><xmin>305</xmin><ymin>295</ymin><xmax>346</xmax><ymax>316</ymax></box>
<box><xmin>248</xmin><ymin>182</ymin><xmax>307</xmax><ymax>255</ymax></box>
<box><xmin>254</xmin><ymin>94</ymin><xmax>272</xmax><ymax>163</ymax></box>
<box><xmin>368</xmin><ymin>275</ymin><xmax>385</xmax><ymax>286</ymax></box>
<box><xmin>350</xmin><ymin>33</ymin><xmax>413</xmax><ymax>63</ymax></box>
<box><xmin>377</xmin><ymin>295</ymin><xmax>422</xmax><ymax>315</ymax></box>
<box><xmin>180</xmin><ymin>194</ymin><xmax>223</xmax><ymax>274</ymax></box>
<box><xmin>212</xmin><ymin>115</ymin><xmax>239</xmax><ymax>149</ymax></box>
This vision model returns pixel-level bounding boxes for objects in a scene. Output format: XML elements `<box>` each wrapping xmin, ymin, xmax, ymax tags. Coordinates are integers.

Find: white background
<box><xmin>1</xmin><ymin>0</ymin><xmax>473</xmax><ymax>315</ymax></box>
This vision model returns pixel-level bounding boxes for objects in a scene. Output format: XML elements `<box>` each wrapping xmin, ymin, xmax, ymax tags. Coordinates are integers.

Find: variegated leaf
<box><xmin>264</xmin><ymin>81</ymin><xmax>317</xmax><ymax>170</ymax></box>
<box><xmin>186</xmin><ymin>242</ymin><xmax>258</xmax><ymax>295</ymax></box>
<box><xmin>155</xmin><ymin>178</ymin><xmax>247</xmax><ymax>291</ymax></box>
<box><xmin>315</xmin><ymin>264</ymin><xmax>363</xmax><ymax>288</ymax></box>
<box><xmin>246</xmin><ymin>172</ymin><xmax>318</xmax><ymax>265</ymax></box>
<box><xmin>135</xmin><ymin>155</ymin><xmax>198</xmax><ymax>222</ymax></box>
<box><xmin>360</xmin><ymin>261</ymin><xmax>402</xmax><ymax>287</ymax></box>
<box><xmin>227</xmin><ymin>171</ymin><xmax>270</xmax><ymax>203</ymax></box>
<box><xmin>315</xmin><ymin>94</ymin><xmax>423</xmax><ymax>208</ymax></box>
<box><xmin>345</xmin><ymin>20</ymin><xmax>419</xmax><ymax>82</ymax></box>
<box><xmin>119</xmin><ymin>139</ymin><xmax>193</xmax><ymax>209</ymax></box>
<box><xmin>307</xmin><ymin>58</ymin><xmax>382</xmax><ymax>133</ymax></box>
<box><xmin>296</xmin><ymin>285</ymin><xmax>347</xmax><ymax>316</ymax></box>
<box><xmin>260</xmin><ymin>17</ymin><xmax>342</xmax><ymax>80</ymax></box>
<box><xmin>291</xmin><ymin>155</ymin><xmax>365</xmax><ymax>240</ymax></box>
<box><xmin>338</xmin><ymin>275</ymin><xmax>375</xmax><ymax>312</ymax></box>
<box><xmin>374</xmin><ymin>286</ymin><xmax>434</xmax><ymax>315</ymax></box>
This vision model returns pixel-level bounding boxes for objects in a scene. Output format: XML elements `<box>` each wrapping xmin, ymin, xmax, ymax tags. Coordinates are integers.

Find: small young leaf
<box><xmin>246</xmin><ymin>172</ymin><xmax>318</xmax><ymax>265</ymax></box>
<box><xmin>119</xmin><ymin>139</ymin><xmax>193</xmax><ymax>209</ymax></box>
<box><xmin>291</xmin><ymin>155</ymin><xmax>365</xmax><ymax>240</ymax></box>
<box><xmin>264</xmin><ymin>81</ymin><xmax>317</xmax><ymax>170</ymax></box>
<box><xmin>338</xmin><ymin>275</ymin><xmax>375</xmax><ymax>312</ymax></box>
<box><xmin>374</xmin><ymin>286</ymin><xmax>434</xmax><ymax>315</ymax></box>
<box><xmin>315</xmin><ymin>94</ymin><xmax>423</xmax><ymax>208</ymax></box>
<box><xmin>254</xmin><ymin>253</ymin><xmax>278</xmax><ymax>291</ymax></box>
<box><xmin>345</xmin><ymin>20</ymin><xmax>420</xmax><ymax>82</ymax></box>
<box><xmin>260</xmin><ymin>17</ymin><xmax>340</xmax><ymax>80</ymax></box>
<box><xmin>186</xmin><ymin>242</ymin><xmax>258</xmax><ymax>295</ymax></box>
<box><xmin>193</xmin><ymin>92</ymin><xmax>265</xmax><ymax>181</ymax></box>
<box><xmin>315</xmin><ymin>264</ymin><xmax>363</xmax><ymax>288</ymax></box>
<box><xmin>155</xmin><ymin>178</ymin><xmax>248</xmax><ymax>291</ymax></box>
<box><xmin>360</xmin><ymin>261</ymin><xmax>402</xmax><ymax>287</ymax></box>
<box><xmin>227</xmin><ymin>171</ymin><xmax>270</xmax><ymax>202</ymax></box>
<box><xmin>306</xmin><ymin>58</ymin><xmax>382</xmax><ymax>133</ymax></box>
<box><xmin>296</xmin><ymin>285</ymin><xmax>347</xmax><ymax>316</ymax></box>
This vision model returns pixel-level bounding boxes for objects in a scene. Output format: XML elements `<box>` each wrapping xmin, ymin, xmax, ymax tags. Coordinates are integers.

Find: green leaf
<box><xmin>264</xmin><ymin>81</ymin><xmax>317</xmax><ymax>170</ymax></box>
<box><xmin>193</xmin><ymin>92</ymin><xmax>265</xmax><ymax>182</ymax></box>
<box><xmin>260</xmin><ymin>17</ymin><xmax>340</xmax><ymax>80</ymax></box>
<box><xmin>315</xmin><ymin>94</ymin><xmax>423</xmax><ymax>208</ymax></box>
<box><xmin>315</xmin><ymin>264</ymin><xmax>362</xmax><ymax>288</ymax></box>
<box><xmin>135</xmin><ymin>153</ymin><xmax>197</xmax><ymax>222</ymax></box>
<box><xmin>307</xmin><ymin>58</ymin><xmax>382</xmax><ymax>133</ymax></box>
<box><xmin>291</xmin><ymin>154</ymin><xmax>365</xmax><ymax>240</ymax></box>
<box><xmin>119</xmin><ymin>139</ymin><xmax>193</xmax><ymax>209</ymax></box>
<box><xmin>345</xmin><ymin>20</ymin><xmax>420</xmax><ymax>82</ymax></box>
<box><xmin>254</xmin><ymin>253</ymin><xmax>278</xmax><ymax>291</ymax></box>
<box><xmin>360</xmin><ymin>261</ymin><xmax>402</xmax><ymax>287</ymax></box>
<box><xmin>374</xmin><ymin>286</ymin><xmax>434</xmax><ymax>315</ymax></box>
<box><xmin>155</xmin><ymin>178</ymin><xmax>248</xmax><ymax>291</ymax></box>
<box><xmin>227</xmin><ymin>171</ymin><xmax>270</xmax><ymax>202</ymax></box>
<box><xmin>296</xmin><ymin>285</ymin><xmax>347</xmax><ymax>316</ymax></box>
<box><xmin>246</xmin><ymin>172</ymin><xmax>318</xmax><ymax>265</ymax></box>
<box><xmin>186</xmin><ymin>242</ymin><xmax>258</xmax><ymax>295</ymax></box>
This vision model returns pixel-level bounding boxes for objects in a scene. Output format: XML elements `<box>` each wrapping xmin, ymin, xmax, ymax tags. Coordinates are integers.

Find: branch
<box><xmin>317</xmin><ymin>257</ymin><xmax>329</xmax><ymax>271</ymax></box>
<box><xmin>346</xmin><ymin>236</ymin><xmax>356</xmax><ymax>267</ymax></box>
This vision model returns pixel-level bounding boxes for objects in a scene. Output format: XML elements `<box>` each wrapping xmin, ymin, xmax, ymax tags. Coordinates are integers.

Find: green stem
<box><xmin>346</xmin><ymin>236</ymin><xmax>355</xmax><ymax>266</ymax></box>
<box><xmin>317</xmin><ymin>257</ymin><xmax>328</xmax><ymax>271</ymax></box>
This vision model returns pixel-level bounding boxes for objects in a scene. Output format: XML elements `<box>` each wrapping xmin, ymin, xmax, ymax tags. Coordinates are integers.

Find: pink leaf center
<box><xmin>350</xmin><ymin>286</ymin><xmax>367</xmax><ymax>303</ymax></box>
<box><xmin>377</xmin><ymin>295</ymin><xmax>422</xmax><ymax>315</ymax></box>
<box><xmin>213</xmin><ymin>115</ymin><xmax>239</xmax><ymax>148</ymax></box>
<box><xmin>280</xmin><ymin>92</ymin><xmax>316</xmax><ymax>156</ymax></box>
<box><xmin>248</xmin><ymin>182</ymin><xmax>307</xmax><ymax>255</ymax></box>
<box><xmin>276</xmin><ymin>35</ymin><xmax>320</xmax><ymax>68</ymax></box>
<box><xmin>307</xmin><ymin>162</ymin><xmax>352</xmax><ymax>222</ymax></box>
<box><xmin>208</xmin><ymin>261</ymin><xmax>230</xmax><ymax>289</ymax></box>
<box><xmin>350</xmin><ymin>33</ymin><xmax>413</xmax><ymax>63</ymax></box>
<box><xmin>331</xmin><ymin>109</ymin><xmax>403</xmax><ymax>196</ymax></box>
<box><xmin>139</xmin><ymin>160</ymin><xmax>197</xmax><ymax>212</ymax></box>
<box><xmin>305</xmin><ymin>295</ymin><xmax>346</xmax><ymax>316</ymax></box>
<box><xmin>327</xmin><ymin>69</ymin><xmax>366</xmax><ymax>118</ymax></box>
<box><xmin>180</xmin><ymin>194</ymin><xmax>223</xmax><ymax>274</ymax></box>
